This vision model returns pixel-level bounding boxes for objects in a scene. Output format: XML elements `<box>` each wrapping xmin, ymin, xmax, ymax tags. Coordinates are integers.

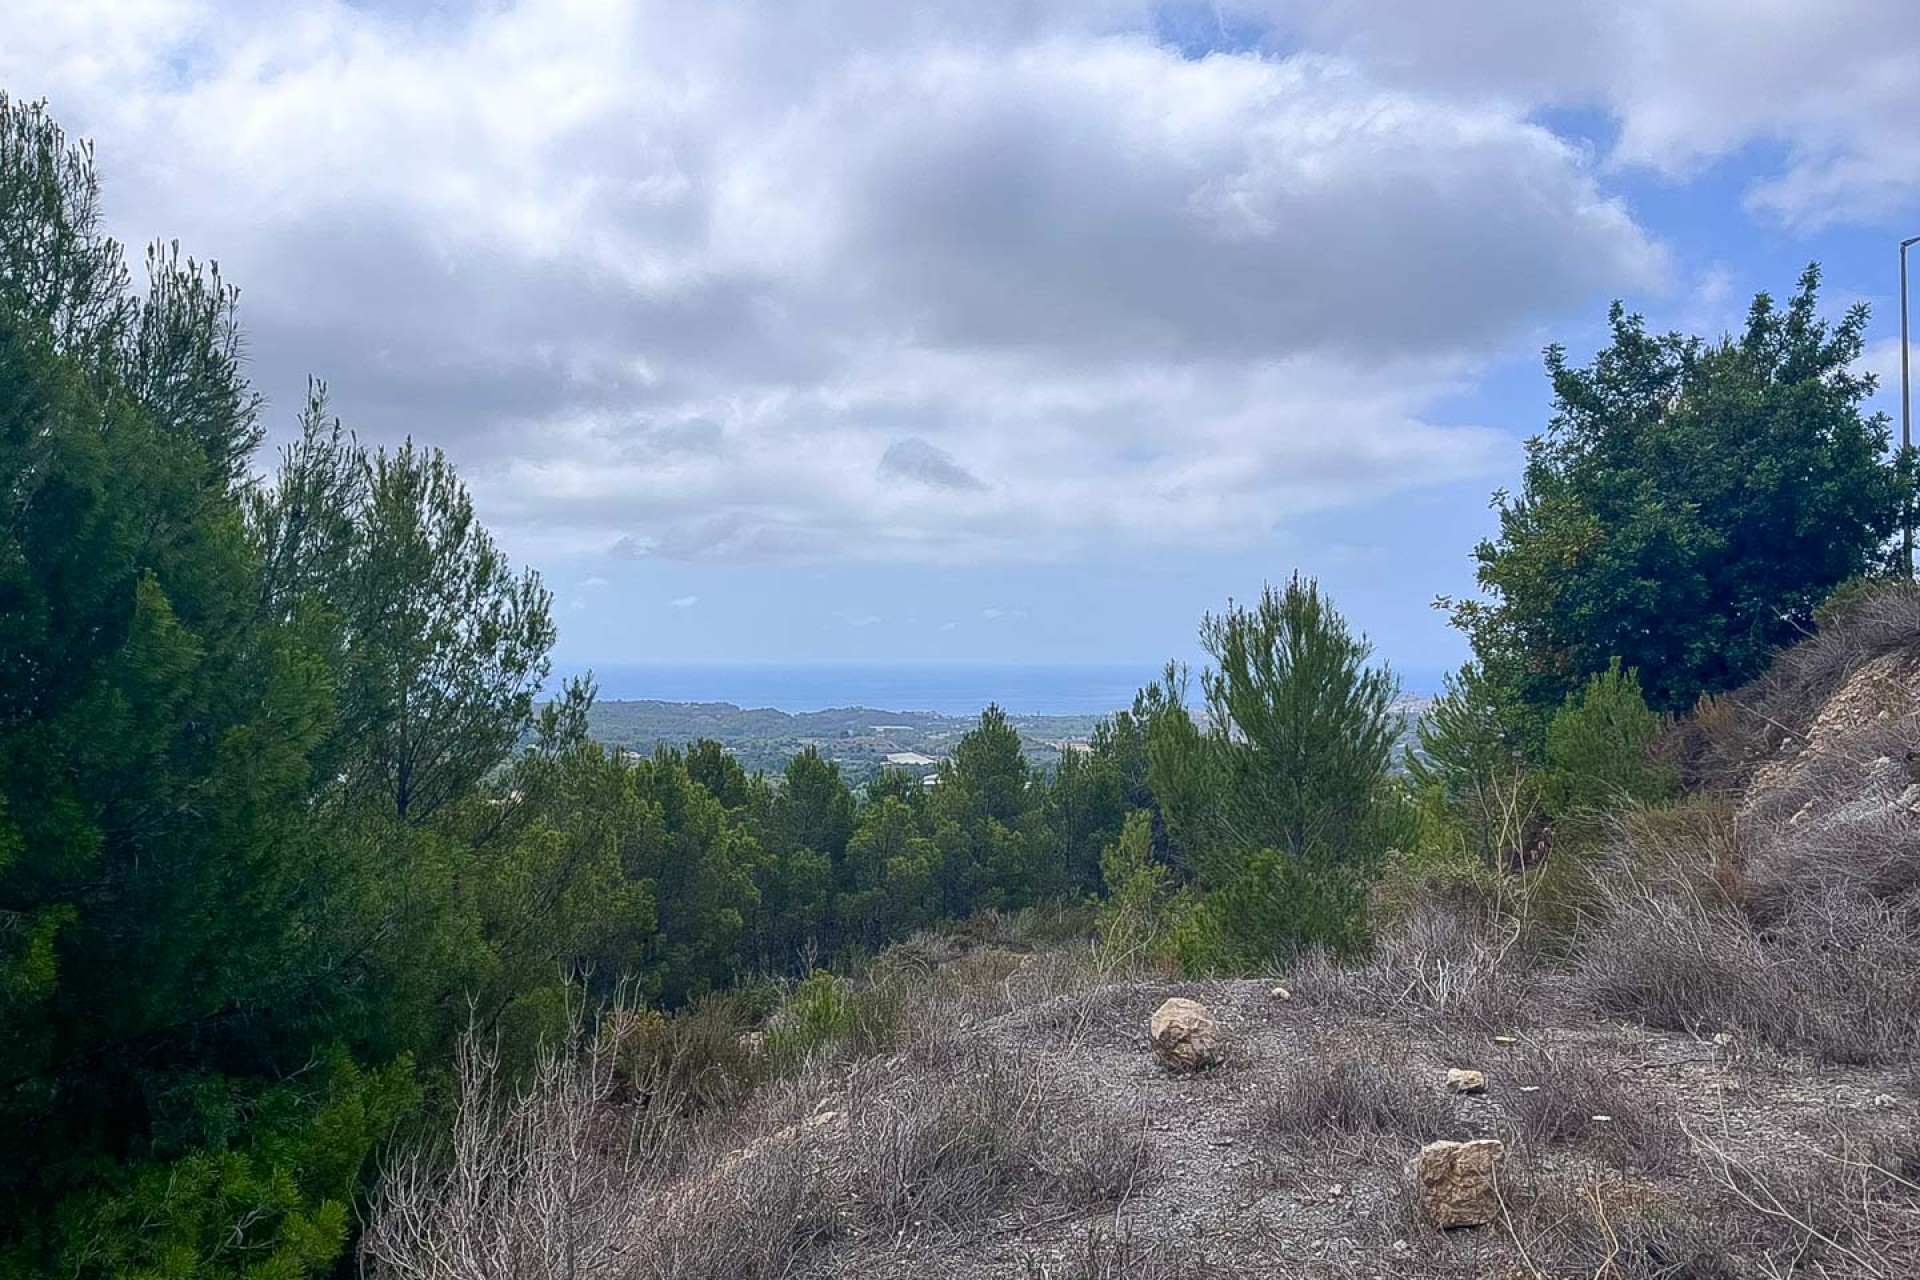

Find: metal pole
<box><xmin>1905</xmin><ymin>236</ymin><xmax>1918</xmax><ymax>577</ymax></box>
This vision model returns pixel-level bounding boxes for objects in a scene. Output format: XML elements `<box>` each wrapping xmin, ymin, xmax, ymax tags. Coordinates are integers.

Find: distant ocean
<box><xmin>558</xmin><ymin>662</ymin><xmax>1450</xmax><ymax>718</ymax></box>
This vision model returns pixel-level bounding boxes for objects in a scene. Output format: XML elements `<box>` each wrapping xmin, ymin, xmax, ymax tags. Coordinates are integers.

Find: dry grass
<box><xmin>1685</xmin><ymin>1123</ymin><xmax>1920</xmax><ymax>1279</ymax></box>
<box><xmin>1485</xmin><ymin>1174</ymin><xmax>1747</xmax><ymax>1280</ymax></box>
<box><xmin>1021</xmin><ymin>1226</ymin><xmax>1226</xmax><ymax>1279</ymax></box>
<box><xmin>1292</xmin><ymin>894</ymin><xmax>1535</xmax><ymax>1032</ymax></box>
<box><xmin>1575</xmin><ymin>859</ymin><xmax>1920</xmax><ymax>1068</ymax></box>
<box><xmin>847</xmin><ymin>1040</ymin><xmax>1151</xmax><ymax>1236</ymax></box>
<box><xmin>1262</xmin><ymin>1040</ymin><xmax>1460</xmax><ymax>1148</ymax></box>
<box><xmin>363</xmin><ymin>964</ymin><xmax>1151</xmax><ymax>1280</ymax></box>
<box><xmin>1502</xmin><ymin>1044</ymin><xmax>1689</xmax><ymax>1173</ymax></box>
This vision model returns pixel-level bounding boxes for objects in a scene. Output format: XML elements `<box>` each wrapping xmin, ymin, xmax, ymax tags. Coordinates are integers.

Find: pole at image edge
<box><xmin>1903</xmin><ymin>236</ymin><xmax>1918</xmax><ymax>578</ymax></box>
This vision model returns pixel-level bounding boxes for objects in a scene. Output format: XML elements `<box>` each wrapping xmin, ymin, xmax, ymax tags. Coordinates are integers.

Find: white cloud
<box><xmin>669</xmin><ymin>595</ymin><xmax>699</xmax><ymax>609</ymax></box>
<box><xmin>579</xmin><ymin>575</ymin><xmax>610</xmax><ymax>588</ymax></box>
<box><xmin>0</xmin><ymin>0</ymin><xmax>1672</xmax><ymax>566</ymax></box>
<box><xmin>1279</xmin><ymin>0</ymin><xmax>1920</xmax><ymax>229</ymax></box>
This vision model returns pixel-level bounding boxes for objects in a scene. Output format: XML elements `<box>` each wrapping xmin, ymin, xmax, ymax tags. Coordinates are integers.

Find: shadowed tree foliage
<box><xmin>0</xmin><ymin>96</ymin><xmax>591</xmax><ymax>1280</ymax></box>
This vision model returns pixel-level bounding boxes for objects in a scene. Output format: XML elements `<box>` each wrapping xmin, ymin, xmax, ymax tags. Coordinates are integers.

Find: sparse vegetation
<box><xmin>1264</xmin><ymin>1042</ymin><xmax>1458</xmax><ymax>1145</ymax></box>
<box><xmin>365</xmin><ymin>984</ymin><xmax>1152</xmax><ymax>1280</ymax></box>
<box><xmin>1503</xmin><ymin>1043</ymin><xmax>1688</xmax><ymax>1172</ymax></box>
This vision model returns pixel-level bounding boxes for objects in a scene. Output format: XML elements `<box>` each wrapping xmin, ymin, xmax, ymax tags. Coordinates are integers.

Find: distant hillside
<box><xmin>588</xmin><ymin>694</ymin><xmax>1431</xmax><ymax>783</ymax></box>
<box><xmin>587</xmin><ymin>699</ymin><xmax>1110</xmax><ymax>781</ymax></box>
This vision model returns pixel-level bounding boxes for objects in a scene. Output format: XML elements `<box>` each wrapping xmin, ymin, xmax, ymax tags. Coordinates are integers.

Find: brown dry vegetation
<box><xmin>364</xmin><ymin>590</ymin><xmax>1920</xmax><ymax>1278</ymax></box>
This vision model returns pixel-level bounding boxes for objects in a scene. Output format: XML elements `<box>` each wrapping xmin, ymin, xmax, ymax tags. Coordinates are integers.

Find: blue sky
<box><xmin>2</xmin><ymin>0</ymin><xmax>1915</xmax><ymax>683</ymax></box>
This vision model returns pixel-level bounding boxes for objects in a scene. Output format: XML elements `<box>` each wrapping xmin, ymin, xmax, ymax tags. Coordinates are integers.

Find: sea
<box><xmin>557</xmin><ymin>662</ymin><xmax>1450</xmax><ymax>718</ymax></box>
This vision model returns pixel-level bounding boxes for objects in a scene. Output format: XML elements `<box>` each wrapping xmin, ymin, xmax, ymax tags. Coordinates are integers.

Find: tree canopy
<box><xmin>1451</xmin><ymin>265</ymin><xmax>1905</xmax><ymax>725</ymax></box>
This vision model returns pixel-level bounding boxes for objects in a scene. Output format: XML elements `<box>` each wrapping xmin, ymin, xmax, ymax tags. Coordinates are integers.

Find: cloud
<box><xmin>670</xmin><ymin>595</ymin><xmax>699</xmax><ymax>609</ymax></box>
<box><xmin>879</xmin><ymin>438</ymin><xmax>986</xmax><ymax>491</ymax></box>
<box><xmin>579</xmin><ymin>575</ymin><xmax>610</xmax><ymax>588</ymax></box>
<box><xmin>1277</xmin><ymin>0</ymin><xmax>1920</xmax><ymax>229</ymax></box>
<box><xmin>0</xmin><ymin>0</ymin><xmax>1674</xmax><ymax>566</ymax></box>
<box><xmin>836</xmin><ymin>610</ymin><xmax>884</xmax><ymax>627</ymax></box>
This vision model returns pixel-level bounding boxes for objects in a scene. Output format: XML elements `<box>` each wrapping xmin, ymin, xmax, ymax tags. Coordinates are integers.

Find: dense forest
<box><xmin>0</xmin><ymin>94</ymin><xmax>1906</xmax><ymax>1278</ymax></box>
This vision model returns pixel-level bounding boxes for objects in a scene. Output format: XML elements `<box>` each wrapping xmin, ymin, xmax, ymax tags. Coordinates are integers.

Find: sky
<box><xmin>2</xmin><ymin>0</ymin><xmax>1917</xmax><ymax>681</ymax></box>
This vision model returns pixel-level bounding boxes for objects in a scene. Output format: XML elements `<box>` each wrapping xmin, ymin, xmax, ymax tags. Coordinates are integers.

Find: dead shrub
<box><xmin>640</xmin><ymin>1123</ymin><xmax>843</xmax><ymax>1280</ymax></box>
<box><xmin>1575</xmin><ymin>879</ymin><xmax>1769</xmax><ymax>1036</ymax></box>
<box><xmin>1577</xmin><ymin>859</ymin><xmax>1920</xmax><ymax>1067</ymax></box>
<box><xmin>363</xmin><ymin>1003</ymin><xmax>686</xmax><ymax>1280</ymax></box>
<box><xmin>617</xmin><ymin>994</ymin><xmax>764</xmax><ymax>1114</ymax></box>
<box><xmin>1752</xmin><ymin>889</ymin><xmax>1920</xmax><ymax>1066</ymax></box>
<box><xmin>1293</xmin><ymin>895</ymin><xmax>1533</xmax><ymax>1030</ymax></box>
<box><xmin>850</xmin><ymin>1044</ymin><xmax>1150</xmax><ymax>1234</ymax></box>
<box><xmin>1264</xmin><ymin>1041</ymin><xmax>1459</xmax><ymax>1146</ymax></box>
<box><xmin>1489</xmin><ymin>1174</ymin><xmax>1747</xmax><ymax>1280</ymax></box>
<box><xmin>1504</xmin><ymin>1045</ymin><xmax>1688</xmax><ymax>1173</ymax></box>
<box><xmin>1688</xmin><ymin>1123</ymin><xmax>1920</xmax><ymax>1279</ymax></box>
<box><xmin>1739</xmin><ymin>719</ymin><xmax>1920</xmax><ymax>921</ymax></box>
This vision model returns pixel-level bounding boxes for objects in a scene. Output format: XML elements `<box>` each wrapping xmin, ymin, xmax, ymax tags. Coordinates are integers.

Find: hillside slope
<box><xmin>366</xmin><ymin>593</ymin><xmax>1920</xmax><ymax>1279</ymax></box>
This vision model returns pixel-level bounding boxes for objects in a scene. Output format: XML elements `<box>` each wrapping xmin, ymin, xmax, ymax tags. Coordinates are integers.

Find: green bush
<box><xmin>1147</xmin><ymin>577</ymin><xmax>1409</xmax><ymax>969</ymax></box>
<box><xmin>1171</xmin><ymin>848</ymin><xmax>1373</xmax><ymax>973</ymax></box>
<box><xmin>762</xmin><ymin>969</ymin><xmax>905</xmax><ymax>1068</ymax></box>
<box><xmin>1542</xmin><ymin>660</ymin><xmax>1676</xmax><ymax>829</ymax></box>
<box><xmin>1406</xmin><ymin>661</ymin><xmax>1542</xmax><ymax>872</ymax></box>
<box><xmin>1093</xmin><ymin>812</ymin><xmax>1190</xmax><ymax>968</ymax></box>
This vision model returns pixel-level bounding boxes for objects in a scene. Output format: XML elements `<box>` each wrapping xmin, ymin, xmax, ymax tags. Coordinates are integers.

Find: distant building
<box><xmin>884</xmin><ymin>750</ymin><xmax>939</xmax><ymax>766</ymax></box>
<box><xmin>870</xmin><ymin>724</ymin><xmax>915</xmax><ymax>734</ymax></box>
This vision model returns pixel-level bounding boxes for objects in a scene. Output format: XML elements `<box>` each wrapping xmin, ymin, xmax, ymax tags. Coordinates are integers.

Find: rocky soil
<box><xmin>794</xmin><ymin>967</ymin><xmax>1918</xmax><ymax>1279</ymax></box>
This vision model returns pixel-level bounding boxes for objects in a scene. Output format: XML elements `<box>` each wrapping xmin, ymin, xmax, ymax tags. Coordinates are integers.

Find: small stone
<box><xmin>1518</xmin><ymin>1085</ymin><xmax>1540</xmax><ymax>1094</ymax></box>
<box><xmin>1491</xmin><ymin>1035</ymin><xmax>1519</xmax><ymax>1046</ymax></box>
<box><xmin>1270</xmin><ymin>984</ymin><xmax>1293</xmax><ymax>1001</ymax></box>
<box><xmin>1412</xmin><ymin>1138</ymin><xmax>1506</xmax><ymax>1229</ymax></box>
<box><xmin>1149</xmin><ymin>997</ymin><xmax>1221</xmax><ymax>1072</ymax></box>
<box><xmin>1591</xmin><ymin>1114</ymin><xmax>1613</xmax><ymax>1123</ymax></box>
<box><xmin>1873</xmin><ymin>1093</ymin><xmax>1899</xmax><ymax>1109</ymax></box>
<box><xmin>1447</xmin><ymin>1068</ymin><xmax>1487</xmax><ymax>1094</ymax></box>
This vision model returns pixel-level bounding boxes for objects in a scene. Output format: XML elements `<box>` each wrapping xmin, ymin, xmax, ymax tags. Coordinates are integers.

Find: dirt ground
<box><xmin>796</xmin><ymin>970</ymin><xmax>1918</xmax><ymax>1279</ymax></box>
